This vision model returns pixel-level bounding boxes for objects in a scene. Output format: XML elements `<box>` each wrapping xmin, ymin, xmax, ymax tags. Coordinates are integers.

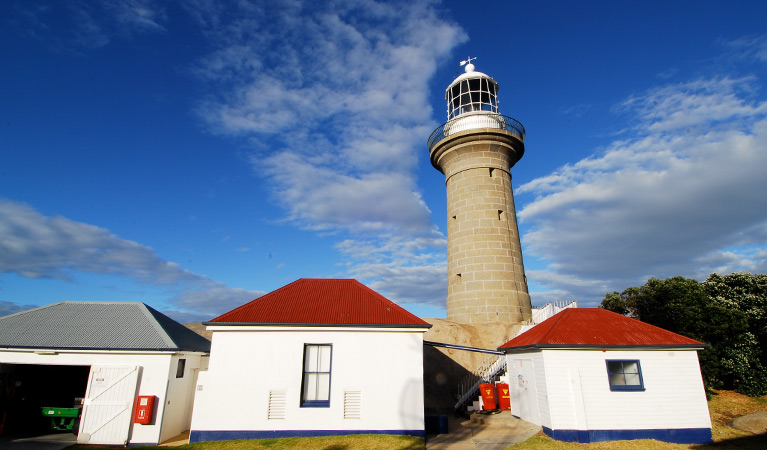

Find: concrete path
<box><xmin>427</xmin><ymin>412</ymin><xmax>541</xmax><ymax>450</ymax></box>
<box><xmin>0</xmin><ymin>433</ymin><xmax>76</xmax><ymax>450</ymax></box>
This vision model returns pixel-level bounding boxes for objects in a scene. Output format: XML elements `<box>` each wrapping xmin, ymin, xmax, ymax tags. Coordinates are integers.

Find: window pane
<box><xmin>607</xmin><ymin>361</ymin><xmax>622</xmax><ymax>373</ymax></box>
<box><xmin>609</xmin><ymin>373</ymin><xmax>626</xmax><ymax>386</ymax></box>
<box><xmin>623</xmin><ymin>361</ymin><xmax>638</xmax><ymax>373</ymax></box>
<box><xmin>451</xmin><ymin>85</ymin><xmax>460</xmax><ymax>100</ymax></box>
<box><xmin>305</xmin><ymin>345</ymin><xmax>318</xmax><ymax>371</ymax></box>
<box><xmin>624</xmin><ymin>373</ymin><xmax>641</xmax><ymax>385</ymax></box>
<box><xmin>316</xmin><ymin>373</ymin><xmax>330</xmax><ymax>400</ymax></box>
<box><xmin>318</xmin><ymin>346</ymin><xmax>331</xmax><ymax>372</ymax></box>
<box><xmin>304</xmin><ymin>373</ymin><xmax>318</xmax><ymax>400</ymax></box>
<box><xmin>176</xmin><ymin>359</ymin><xmax>186</xmax><ymax>378</ymax></box>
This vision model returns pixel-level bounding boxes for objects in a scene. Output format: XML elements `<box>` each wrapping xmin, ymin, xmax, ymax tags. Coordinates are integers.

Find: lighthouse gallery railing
<box><xmin>427</xmin><ymin>114</ymin><xmax>526</xmax><ymax>152</ymax></box>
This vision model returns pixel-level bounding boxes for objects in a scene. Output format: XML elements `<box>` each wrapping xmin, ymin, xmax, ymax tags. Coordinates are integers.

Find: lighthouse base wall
<box><xmin>422</xmin><ymin>318</ymin><xmax>522</xmax><ymax>412</ymax></box>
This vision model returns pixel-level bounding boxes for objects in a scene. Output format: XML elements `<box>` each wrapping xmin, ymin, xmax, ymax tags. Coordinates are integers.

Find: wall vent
<box><xmin>344</xmin><ymin>390</ymin><xmax>362</xmax><ymax>419</ymax></box>
<box><xmin>268</xmin><ymin>390</ymin><xmax>287</xmax><ymax>420</ymax></box>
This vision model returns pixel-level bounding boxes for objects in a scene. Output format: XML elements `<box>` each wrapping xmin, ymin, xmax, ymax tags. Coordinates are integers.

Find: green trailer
<box><xmin>40</xmin><ymin>406</ymin><xmax>81</xmax><ymax>432</ymax></box>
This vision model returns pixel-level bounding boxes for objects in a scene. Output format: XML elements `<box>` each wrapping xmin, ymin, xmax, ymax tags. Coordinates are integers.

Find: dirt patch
<box><xmin>731</xmin><ymin>411</ymin><xmax>767</xmax><ymax>435</ymax></box>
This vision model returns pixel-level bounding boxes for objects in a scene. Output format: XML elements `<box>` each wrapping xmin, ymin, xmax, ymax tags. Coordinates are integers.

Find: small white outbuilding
<box><xmin>498</xmin><ymin>308</ymin><xmax>712</xmax><ymax>444</ymax></box>
<box><xmin>0</xmin><ymin>301</ymin><xmax>210</xmax><ymax>446</ymax></box>
<box><xmin>190</xmin><ymin>278</ymin><xmax>431</xmax><ymax>442</ymax></box>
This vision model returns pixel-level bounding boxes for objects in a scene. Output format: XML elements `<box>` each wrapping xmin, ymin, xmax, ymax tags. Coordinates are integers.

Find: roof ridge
<box><xmin>138</xmin><ymin>303</ymin><xmax>178</xmax><ymax>349</ymax></box>
<box><xmin>354</xmin><ymin>280</ymin><xmax>424</xmax><ymax>322</ymax></box>
<box><xmin>538</xmin><ymin>306</ymin><xmax>572</xmax><ymax>341</ymax></box>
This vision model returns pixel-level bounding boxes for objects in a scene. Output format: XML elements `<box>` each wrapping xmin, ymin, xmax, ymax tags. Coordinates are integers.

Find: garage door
<box><xmin>77</xmin><ymin>366</ymin><xmax>140</xmax><ymax>445</ymax></box>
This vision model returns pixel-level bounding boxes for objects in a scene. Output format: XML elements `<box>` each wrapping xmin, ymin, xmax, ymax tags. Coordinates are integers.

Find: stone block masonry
<box><xmin>430</xmin><ymin>128</ymin><xmax>532</xmax><ymax>324</ymax></box>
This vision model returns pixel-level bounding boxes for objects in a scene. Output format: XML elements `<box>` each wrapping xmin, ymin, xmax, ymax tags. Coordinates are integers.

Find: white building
<box><xmin>190</xmin><ymin>278</ymin><xmax>431</xmax><ymax>442</ymax></box>
<box><xmin>0</xmin><ymin>302</ymin><xmax>210</xmax><ymax>446</ymax></box>
<box><xmin>498</xmin><ymin>308</ymin><xmax>712</xmax><ymax>444</ymax></box>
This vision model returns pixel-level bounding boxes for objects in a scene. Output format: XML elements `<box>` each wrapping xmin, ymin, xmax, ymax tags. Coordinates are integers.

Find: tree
<box><xmin>600</xmin><ymin>286</ymin><xmax>640</xmax><ymax>318</ymax></box>
<box><xmin>600</xmin><ymin>274</ymin><xmax>767</xmax><ymax>396</ymax></box>
<box><xmin>703</xmin><ymin>273</ymin><xmax>767</xmax><ymax>396</ymax></box>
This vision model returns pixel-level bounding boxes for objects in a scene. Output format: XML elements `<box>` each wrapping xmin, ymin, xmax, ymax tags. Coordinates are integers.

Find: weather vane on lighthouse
<box><xmin>427</xmin><ymin>60</ymin><xmax>532</xmax><ymax>324</ymax></box>
<box><xmin>459</xmin><ymin>56</ymin><xmax>477</xmax><ymax>70</ymax></box>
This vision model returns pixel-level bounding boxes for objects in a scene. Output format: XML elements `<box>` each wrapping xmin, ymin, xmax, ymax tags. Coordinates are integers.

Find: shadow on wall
<box><xmin>423</xmin><ymin>345</ymin><xmax>474</xmax><ymax>412</ymax></box>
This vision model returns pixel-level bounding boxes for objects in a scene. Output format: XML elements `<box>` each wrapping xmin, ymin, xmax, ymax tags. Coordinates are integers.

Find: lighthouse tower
<box><xmin>428</xmin><ymin>59</ymin><xmax>532</xmax><ymax>324</ymax></box>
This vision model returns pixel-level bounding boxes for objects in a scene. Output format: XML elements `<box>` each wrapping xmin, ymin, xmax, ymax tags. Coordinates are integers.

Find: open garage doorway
<box><xmin>0</xmin><ymin>363</ymin><xmax>90</xmax><ymax>438</ymax></box>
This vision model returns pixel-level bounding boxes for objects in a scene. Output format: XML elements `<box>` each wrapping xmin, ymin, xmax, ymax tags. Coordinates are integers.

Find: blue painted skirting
<box><xmin>190</xmin><ymin>428</ymin><xmax>426</xmax><ymax>443</ymax></box>
<box><xmin>542</xmin><ymin>426</ymin><xmax>712</xmax><ymax>444</ymax></box>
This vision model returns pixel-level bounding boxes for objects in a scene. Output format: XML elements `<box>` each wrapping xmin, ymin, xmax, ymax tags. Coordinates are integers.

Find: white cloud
<box><xmin>0</xmin><ymin>199</ymin><xmax>202</xmax><ymax>284</ymax></box>
<box><xmin>0</xmin><ymin>301</ymin><xmax>38</xmax><ymax>318</ymax></box>
<box><xmin>193</xmin><ymin>0</ymin><xmax>465</xmax><ymax>305</ymax></box>
<box><xmin>520</xmin><ymin>71</ymin><xmax>767</xmax><ymax>305</ymax></box>
<box><xmin>8</xmin><ymin>0</ymin><xmax>166</xmax><ymax>50</ymax></box>
<box><xmin>720</xmin><ymin>34</ymin><xmax>767</xmax><ymax>64</ymax></box>
<box><xmin>336</xmin><ymin>233</ymin><xmax>447</xmax><ymax>306</ymax></box>
<box><xmin>170</xmin><ymin>285</ymin><xmax>264</xmax><ymax>317</ymax></box>
<box><xmin>0</xmin><ymin>198</ymin><xmax>261</xmax><ymax>317</ymax></box>
<box><xmin>106</xmin><ymin>0</ymin><xmax>166</xmax><ymax>33</ymax></box>
<box><xmin>618</xmin><ymin>77</ymin><xmax>767</xmax><ymax>132</ymax></box>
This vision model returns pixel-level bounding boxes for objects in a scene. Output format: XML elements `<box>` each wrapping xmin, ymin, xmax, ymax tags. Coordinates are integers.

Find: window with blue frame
<box><xmin>606</xmin><ymin>360</ymin><xmax>645</xmax><ymax>391</ymax></box>
<box><xmin>301</xmin><ymin>344</ymin><xmax>332</xmax><ymax>407</ymax></box>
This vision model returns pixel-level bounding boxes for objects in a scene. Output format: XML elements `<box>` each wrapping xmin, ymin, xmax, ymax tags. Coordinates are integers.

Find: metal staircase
<box><xmin>452</xmin><ymin>300</ymin><xmax>578</xmax><ymax>412</ymax></box>
<box><xmin>454</xmin><ymin>354</ymin><xmax>506</xmax><ymax>411</ymax></box>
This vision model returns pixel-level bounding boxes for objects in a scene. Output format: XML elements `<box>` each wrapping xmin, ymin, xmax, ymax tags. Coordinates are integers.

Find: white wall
<box><xmin>507</xmin><ymin>348</ymin><xmax>711</xmax><ymax>432</ymax></box>
<box><xmin>191</xmin><ymin>326</ymin><xmax>426</xmax><ymax>437</ymax></box>
<box><xmin>159</xmin><ymin>353</ymin><xmax>207</xmax><ymax>442</ymax></box>
<box><xmin>506</xmin><ymin>352</ymin><xmax>549</xmax><ymax>427</ymax></box>
<box><xmin>0</xmin><ymin>349</ymin><xmax>205</xmax><ymax>445</ymax></box>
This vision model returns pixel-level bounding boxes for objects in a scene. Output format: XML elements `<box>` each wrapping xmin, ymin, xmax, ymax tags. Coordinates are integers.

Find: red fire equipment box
<box><xmin>478</xmin><ymin>383</ymin><xmax>497</xmax><ymax>410</ymax></box>
<box><xmin>134</xmin><ymin>395</ymin><xmax>156</xmax><ymax>425</ymax></box>
<box><xmin>496</xmin><ymin>382</ymin><xmax>511</xmax><ymax>410</ymax></box>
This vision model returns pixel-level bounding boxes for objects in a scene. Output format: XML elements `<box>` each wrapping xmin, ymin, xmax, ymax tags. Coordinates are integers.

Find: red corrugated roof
<box><xmin>498</xmin><ymin>308</ymin><xmax>706</xmax><ymax>350</ymax></box>
<box><xmin>208</xmin><ymin>278</ymin><xmax>430</xmax><ymax>327</ymax></box>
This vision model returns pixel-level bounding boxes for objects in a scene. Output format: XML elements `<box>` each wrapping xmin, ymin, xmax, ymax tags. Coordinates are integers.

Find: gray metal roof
<box><xmin>0</xmin><ymin>302</ymin><xmax>210</xmax><ymax>352</ymax></box>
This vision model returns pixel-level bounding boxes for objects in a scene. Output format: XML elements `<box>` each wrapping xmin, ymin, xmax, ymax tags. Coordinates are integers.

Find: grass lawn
<box><xmin>66</xmin><ymin>390</ymin><xmax>765</xmax><ymax>450</ymax></box>
<box><xmin>512</xmin><ymin>390</ymin><xmax>767</xmax><ymax>450</ymax></box>
<box><xmin>67</xmin><ymin>434</ymin><xmax>425</xmax><ymax>450</ymax></box>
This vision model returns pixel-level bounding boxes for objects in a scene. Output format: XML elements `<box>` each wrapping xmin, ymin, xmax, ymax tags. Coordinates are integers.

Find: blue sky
<box><xmin>2</xmin><ymin>0</ymin><xmax>766</xmax><ymax>322</ymax></box>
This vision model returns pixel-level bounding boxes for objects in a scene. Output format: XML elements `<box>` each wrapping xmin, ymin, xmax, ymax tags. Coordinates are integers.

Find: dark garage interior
<box><xmin>0</xmin><ymin>363</ymin><xmax>90</xmax><ymax>437</ymax></box>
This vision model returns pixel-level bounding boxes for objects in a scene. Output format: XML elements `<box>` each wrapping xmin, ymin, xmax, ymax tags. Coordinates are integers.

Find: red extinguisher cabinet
<box><xmin>134</xmin><ymin>395</ymin><xmax>156</xmax><ymax>425</ymax></box>
<box><xmin>478</xmin><ymin>383</ymin><xmax>497</xmax><ymax>410</ymax></box>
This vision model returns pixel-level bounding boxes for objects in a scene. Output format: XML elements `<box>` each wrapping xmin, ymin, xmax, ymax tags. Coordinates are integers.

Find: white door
<box><xmin>77</xmin><ymin>366</ymin><xmax>140</xmax><ymax>445</ymax></box>
<box><xmin>513</xmin><ymin>359</ymin><xmax>540</xmax><ymax>425</ymax></box>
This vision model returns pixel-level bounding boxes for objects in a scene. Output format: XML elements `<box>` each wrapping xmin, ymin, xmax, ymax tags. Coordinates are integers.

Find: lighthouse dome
<box><xmin>445</xmin><ymin>62</ymin><xmax>500</xmax><ymax>120</ymax></box>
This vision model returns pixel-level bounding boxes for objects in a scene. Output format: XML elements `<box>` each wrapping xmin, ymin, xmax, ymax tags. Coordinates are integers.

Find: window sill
<box><xmin>609</xmin><ymin>385</ymin><xmax>646</xmax><ymax>391</ymax></box>
<box><xmin>300</xmin><ymin>401</ymin><xmax>330</xmax><ymax>408</ymax></box>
